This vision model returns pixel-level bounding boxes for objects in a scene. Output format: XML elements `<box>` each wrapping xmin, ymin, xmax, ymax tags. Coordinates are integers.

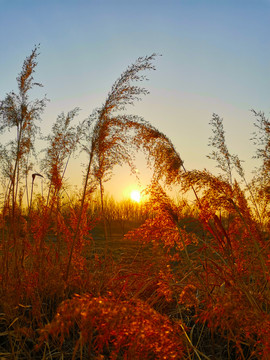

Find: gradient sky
<box><xmin>1</xmin><ymin>0</ymin><xmax>270</xmax><ymax>199</ymax></box>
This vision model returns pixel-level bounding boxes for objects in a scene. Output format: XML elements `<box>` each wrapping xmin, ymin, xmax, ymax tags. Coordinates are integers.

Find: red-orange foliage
<box><xmin>1</xmin><ymin>48</ymin><xmax>270</xmax><ymax>359</ymax></box>
<box><xmin>37</xmin><ymin>293</ymin><xmax>186</xmax><ymax>359</ymax></box>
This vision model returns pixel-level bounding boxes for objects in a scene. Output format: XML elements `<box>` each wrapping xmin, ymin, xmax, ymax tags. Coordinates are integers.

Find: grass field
<box><xmin>1</xmin><ymin>47</ymin><xmax>270</xmax><ymax>359</ymax></box>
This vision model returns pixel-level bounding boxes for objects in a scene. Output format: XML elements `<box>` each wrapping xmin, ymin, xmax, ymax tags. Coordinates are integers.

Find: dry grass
<box><xmin>0</xmin><ymin>48</ymin><xmax>270</xmax><ymax>359</ymax></box>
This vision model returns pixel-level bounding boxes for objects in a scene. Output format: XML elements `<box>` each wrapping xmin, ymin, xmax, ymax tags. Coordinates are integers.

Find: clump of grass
<box><xmin>36</xmin><ymin>293</ymin><xmax>186</xmax><ymax>360</ymax></box>
<box><xmin>125</xmin><ymin>113</ymin><xmax>270</xmax><ymax>358</ymax></box>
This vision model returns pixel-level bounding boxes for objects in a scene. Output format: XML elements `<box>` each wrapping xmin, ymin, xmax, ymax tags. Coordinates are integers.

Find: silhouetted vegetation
<box><xmin>0</xmin><ymin>47</ymin><xmax>269</xmax><ymax>359</ymax></box>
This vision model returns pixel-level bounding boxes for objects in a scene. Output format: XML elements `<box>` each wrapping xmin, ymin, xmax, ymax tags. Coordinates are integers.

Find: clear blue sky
<box><xmin>1</xmin><ymin>0</ymin><xmax>270</xmax><ymax>199</ymax></box>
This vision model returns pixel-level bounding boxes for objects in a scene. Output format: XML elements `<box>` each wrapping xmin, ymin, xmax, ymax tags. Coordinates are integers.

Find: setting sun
<box><xmin>130</xmin><ymin>190</ymin><xmax>141</xmax><ymax>203</ymax></box>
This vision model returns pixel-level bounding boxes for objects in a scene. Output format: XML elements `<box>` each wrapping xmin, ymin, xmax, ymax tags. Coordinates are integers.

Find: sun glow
<box><xmin>130</xmin><ymin>189</ymin><xmax>141</xmax><ymax>203</ymax></box>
